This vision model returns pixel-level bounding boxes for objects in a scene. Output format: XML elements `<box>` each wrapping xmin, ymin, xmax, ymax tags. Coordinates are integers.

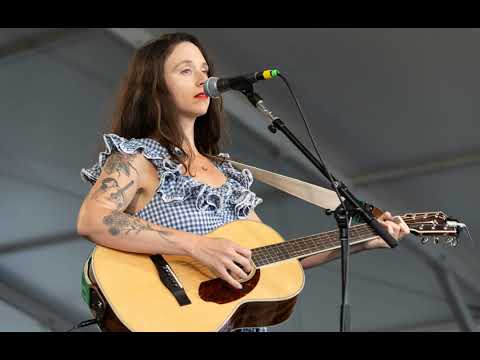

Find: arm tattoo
<box><xmin>103</xmin><ymin>210</ymin><xmax>171</xmax><ymax>239</ymax></box>
<box><xmin>110</xmin><ymin>180</ymin><xmax>135</xmax><ymax>209</ymax></box>
<box><xmin>103</xmin><ymin>152</ymin><xmax>139</xmax><ymax>178</ymax></box>
<box><xmin>91</xmin><ymin>177</ymin><xmax>119</xmax><ymax>200</ymax></box>
<box><xmin>91</xmin><ymin>178</ymin><xmax>134</xmax><ymax>210</ymax></box>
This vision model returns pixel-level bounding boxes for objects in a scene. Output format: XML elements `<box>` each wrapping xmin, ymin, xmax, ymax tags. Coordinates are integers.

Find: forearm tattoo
<box><xmin>103</xmin><ymin>152</ymin><xmax>139</xmax><ymax>178</ymax></box>
<box><xmin>103</xmin><ymin>210</ymin><xmax>171</xmax><ymax>239</ymax></box>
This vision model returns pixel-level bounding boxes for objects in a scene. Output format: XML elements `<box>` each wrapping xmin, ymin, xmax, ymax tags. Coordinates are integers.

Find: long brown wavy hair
<box><xmin>109</xmin><ymin>32</ymin><xmax>228</xmax><ymax>174</ymax></box>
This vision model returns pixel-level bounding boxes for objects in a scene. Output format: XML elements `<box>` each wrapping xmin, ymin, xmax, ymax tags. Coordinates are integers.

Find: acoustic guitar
<box><xmin>86</xmin><ymin>211</ymin><xmax>463</xmax><ymax>331</ymax></box>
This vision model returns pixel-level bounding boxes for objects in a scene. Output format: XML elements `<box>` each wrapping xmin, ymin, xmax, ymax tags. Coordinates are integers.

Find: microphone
<box><xmin>203</xmin><ymin>69</ymin><xmax>280</xmax><ymax>98</ymax></box>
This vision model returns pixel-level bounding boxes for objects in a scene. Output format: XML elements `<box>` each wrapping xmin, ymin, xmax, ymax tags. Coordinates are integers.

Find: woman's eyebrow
<box><xmin>174</xmin><ymin>60</ymin><xmax>209</xmax><ymax>70</ymax></box>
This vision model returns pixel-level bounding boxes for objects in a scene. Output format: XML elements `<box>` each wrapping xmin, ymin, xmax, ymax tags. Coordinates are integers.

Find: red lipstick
<box><xmin>195</xmin><ymin>92</ymin><xmax>208</xmax><ymax>99</ymax></box>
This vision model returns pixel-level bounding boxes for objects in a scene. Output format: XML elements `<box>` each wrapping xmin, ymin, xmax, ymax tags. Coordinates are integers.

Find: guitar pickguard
<box><xmin>198</xmin><ymin>270</ymin><xmax>261</xmax><ymax>304</ymax></box>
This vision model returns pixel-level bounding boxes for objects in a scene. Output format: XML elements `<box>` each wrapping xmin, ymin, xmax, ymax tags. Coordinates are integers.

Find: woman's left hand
<box><xmin>364</xmin><ymin>211</ymin><xmax>410</xmax><ymax>250</ymax></box>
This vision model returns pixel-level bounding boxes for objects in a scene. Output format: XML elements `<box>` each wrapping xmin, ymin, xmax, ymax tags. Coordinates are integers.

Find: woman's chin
<box><xmin>180</xmin><ymin>105</ymin><xmax>209</xmax><ymax>119</ymax></box>
<box><xmin>193</xmin><ymin>108</ymin><xmax>209</xmax><ymax>118</ymax></box>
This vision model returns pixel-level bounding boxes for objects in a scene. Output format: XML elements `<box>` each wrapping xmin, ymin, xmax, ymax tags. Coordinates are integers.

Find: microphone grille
<box><xmin>204</xmin><ymin>77</ymin><xmax>220</xmax><ymax>98</ymax></box>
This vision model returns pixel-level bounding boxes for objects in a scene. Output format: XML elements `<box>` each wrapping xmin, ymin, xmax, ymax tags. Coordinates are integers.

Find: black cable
<box><xmin>277</xmin><ymin>73</ymin><xmax>348</xmax><ymax>219</ymax></box>
<box><xmin>66</xmin><ymin>318</ymin><xmax>98</xmax><ymax>332</ymax></box>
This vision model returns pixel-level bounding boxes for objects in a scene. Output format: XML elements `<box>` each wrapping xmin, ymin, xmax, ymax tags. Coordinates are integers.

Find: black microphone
<box><xmin>203</xmin><ymin>69</ymin><xmax>280</xmax><ymax>98</ymax></box>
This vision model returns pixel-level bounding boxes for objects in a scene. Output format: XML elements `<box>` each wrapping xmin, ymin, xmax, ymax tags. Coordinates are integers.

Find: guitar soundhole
<box><xmin>198</xmin><ymin>270</ymin><xmax>261</xmax><ymax>304</ymax></box>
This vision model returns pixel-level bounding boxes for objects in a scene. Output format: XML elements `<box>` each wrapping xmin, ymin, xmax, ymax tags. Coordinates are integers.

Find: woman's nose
<box><xmin>198</xmin><ymin>71</ymin><xmax>209</xmax><ymax>85</ymax></box>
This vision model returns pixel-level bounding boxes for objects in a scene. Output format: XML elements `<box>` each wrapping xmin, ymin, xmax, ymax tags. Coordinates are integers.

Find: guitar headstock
<box><xmin>402</xmin><ymin>211</ymin><xmax>464</xmax><ymax>247</ymax></box>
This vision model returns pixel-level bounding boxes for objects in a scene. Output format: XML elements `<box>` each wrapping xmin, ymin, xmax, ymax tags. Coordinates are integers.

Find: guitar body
<box><xmin>91</xmin><ymin>220</ymin><xmax>305</xmax><ymax>332</ymax></box>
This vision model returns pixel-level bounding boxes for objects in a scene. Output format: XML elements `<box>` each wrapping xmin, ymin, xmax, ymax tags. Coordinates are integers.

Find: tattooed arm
<box><xmin>77</xmin><ymin>151</ymin><xmax>260</xmax><ymax>289</ymax></box>
<box><xmin>77</xmin><ymin>151</ymin><xmax>203</xmax><ymax>256</ymax></box>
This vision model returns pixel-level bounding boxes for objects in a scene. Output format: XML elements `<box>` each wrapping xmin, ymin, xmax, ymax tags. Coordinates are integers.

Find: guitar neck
<box><xmin>250</xmin><ymin>210</ymin><xmax>454</xmax><ymax>267</ymax></box>
<box><xmin>251</xmin><ymin>222</ymin><xmax>381</xmax><ymax>267</ymax></box>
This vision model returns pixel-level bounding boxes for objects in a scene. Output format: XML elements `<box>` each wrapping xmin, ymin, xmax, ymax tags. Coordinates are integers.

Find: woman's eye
<box><xmin>181</xmin><ymin>69</ymin><xmax>192</xmax><ymax>74</ymax></box>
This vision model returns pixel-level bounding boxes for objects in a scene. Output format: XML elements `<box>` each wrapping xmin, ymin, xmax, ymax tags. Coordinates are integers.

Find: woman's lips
<box><xmin>195</xmin><ymin>93</ymin><xmax>209</xmax><ymax>100</ymax></box>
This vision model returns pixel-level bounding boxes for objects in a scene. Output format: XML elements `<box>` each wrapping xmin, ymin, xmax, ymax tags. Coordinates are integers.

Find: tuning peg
<box><xmin>434</xmin><ymin>237</ymin><xmax>440</xmax><ymax>245</ymax></box>
<box><xmin>445</xmin><ymin>237</ymin><xmax>458</xmax><ymax>247</ymax></box>
<box><xmin>421</xmin><ymin>237</ymin><xmax>429</xmax><ymax>244</ymax></box>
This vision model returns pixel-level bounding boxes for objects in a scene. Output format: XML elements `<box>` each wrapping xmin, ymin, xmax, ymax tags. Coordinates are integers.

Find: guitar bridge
<box><xmin>150</xmin><ymin>255</ymin><xmax>191</xmax><ymax>306</ymax></box>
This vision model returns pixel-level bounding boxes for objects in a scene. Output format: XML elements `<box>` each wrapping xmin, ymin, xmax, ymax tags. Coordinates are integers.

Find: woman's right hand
<box><xmin>190</xmin><ymin>236</ymin><xmax>253</xmax><ymax>290</ymax></box>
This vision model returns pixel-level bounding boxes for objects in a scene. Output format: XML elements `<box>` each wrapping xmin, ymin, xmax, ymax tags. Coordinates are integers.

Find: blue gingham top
<box><xmin>81</xmin><ymin>134</ymin><xmax>263</xmax><ymax>234</ymax></box>
<box><xmin>80</xmin><ymin>133</ymin><xmax>266</xmax><ymax>332</ymax></box>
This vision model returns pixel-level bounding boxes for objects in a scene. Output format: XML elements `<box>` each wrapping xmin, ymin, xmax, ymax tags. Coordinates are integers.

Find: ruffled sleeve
<box><xmin>80</xmin><ymin>133</ymin><xmax>169</xmax><ymax>185</ymax></box>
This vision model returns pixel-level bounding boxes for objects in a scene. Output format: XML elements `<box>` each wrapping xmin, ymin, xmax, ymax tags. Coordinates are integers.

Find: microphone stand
<box><xmin>238</xmin><ymin>85</ymin><xmax>398</xmax><ymax>332</ymax></box>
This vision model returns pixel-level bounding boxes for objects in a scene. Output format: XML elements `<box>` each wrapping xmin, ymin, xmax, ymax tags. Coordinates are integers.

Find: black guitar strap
<box><xmin>150</xmin><ymin>254</ymin><xmax>191</xmax><ymax>306</ymax></box>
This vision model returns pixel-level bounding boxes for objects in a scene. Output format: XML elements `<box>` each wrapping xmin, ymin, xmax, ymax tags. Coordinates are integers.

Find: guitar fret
<box><xmin>268</xmin><ymin>247</ymin><xmax>280</xmax><ymax>262</ymax></box>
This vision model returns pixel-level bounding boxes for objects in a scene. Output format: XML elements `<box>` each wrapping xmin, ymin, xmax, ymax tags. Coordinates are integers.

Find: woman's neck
<box><xmin>149</xmin><ymin>116</ymin><xmax>202</xmax><ymax>158</ymax></box>
<box><xmin>179</xmin><ymin>116</ymin><xmax>200</xmax><ymax>158</ymax></box>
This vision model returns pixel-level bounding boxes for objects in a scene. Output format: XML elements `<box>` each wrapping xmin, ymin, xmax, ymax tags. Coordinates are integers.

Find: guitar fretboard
<box><xmin>251</xmin><ymin>223</ymin><xmax>380</xmax><ymax>267</ymax></box>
